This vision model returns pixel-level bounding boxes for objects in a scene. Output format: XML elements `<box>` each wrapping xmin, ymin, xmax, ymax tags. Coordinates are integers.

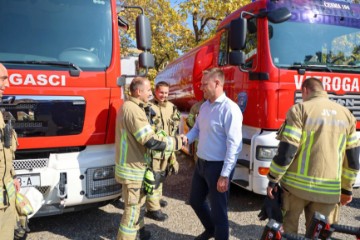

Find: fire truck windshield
<box><xmin>269</xmin><ymin>20</ymin><xmax>360</xmax><ymax>73</ymax></box>
<box><xmin>0</xmin><ymin>0</ymin><xmax>112</xmax><ymax>70</ymax></box>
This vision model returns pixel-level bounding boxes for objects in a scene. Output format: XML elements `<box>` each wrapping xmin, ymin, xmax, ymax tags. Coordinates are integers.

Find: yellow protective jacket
<box><xmin>149</xmin><ymin>98</ymin><xmax>180</xmax><ymax>171</ymax></box>
<box><xmin>269</xmin><ymin>91</ymin><xmax>360</xmax><ymax>204</ymax></box>
<box><xmin>0</xmin><ymin>111</ymin><xmax>18</xmax><ymax>209</ymax></box>
<box><xmin>151</xmin><ymin>99</ymin><xmax>180</xmax><ymax>137</ymax></box>
<box><xmin>115</xmin><ymin>96</ymin><xmax>182</xmax><ymax>184</ymax></box>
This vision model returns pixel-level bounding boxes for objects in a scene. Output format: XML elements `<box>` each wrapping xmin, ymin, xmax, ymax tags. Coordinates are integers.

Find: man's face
<box><xmin>155</xmin><ymin>85</ymin><xmax>169</xmax><ymax>103</ymax></box>
<box><xmin>0</xmin><ymin>64</ymin><xmax>9</xmax><ymax>97</ymax></box>
<box><xmin>138</xmin><ymin>80</ymin><xmax>153</xmax><ymax>103</ymax></box>
<box><xmin>200</xmin><ymin>74</ymin><xmax>217</xmax><ymax>101</ymax></box>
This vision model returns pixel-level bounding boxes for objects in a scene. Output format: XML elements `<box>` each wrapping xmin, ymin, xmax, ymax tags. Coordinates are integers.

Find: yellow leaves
<box><xmin>120</xmin><ymin>0</ymin><xmax>251</xmax><ymax>81</ymax></box>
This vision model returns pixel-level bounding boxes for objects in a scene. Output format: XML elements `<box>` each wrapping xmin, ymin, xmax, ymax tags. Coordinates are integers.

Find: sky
<box><xmin>170</xmin><ymin>0</ymin><xmax>184</xmax><ymax>8</ymax></box>
<box><xmin>169</xmin><ymin>0</ymin><xmax>193</xmax><ymax>29</ymax></box>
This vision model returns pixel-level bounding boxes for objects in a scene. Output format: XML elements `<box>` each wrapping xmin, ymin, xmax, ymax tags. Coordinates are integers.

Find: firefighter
<box><xmin>115</xmin><ymin>77</ymin><xmax>183</xmax><ymax>240</ymax></box>
<box><xmin>145</xmin><ymin>81</ymin><xmax>180</xmax><ymax>221</ymax></box>
<box><xmin>186</xmin><ymin>98</ymin><xmax>205</xmax><ymax>162</ymax></box>
<box><xmin>267</xmin><ymin>77</ymin><xmax>360</xmax><ymax>235</ymax></box>
<box><xmin>0</xmin><ymin>63</ymin><xmax>20</xmax><ymax>239</ymax></box>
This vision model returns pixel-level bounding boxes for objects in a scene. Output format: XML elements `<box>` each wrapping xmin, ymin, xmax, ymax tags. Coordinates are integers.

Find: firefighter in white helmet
<box><xmin>115</xmin><ymin>77</ymin><xmax>183</xmax><ymax>240</ymax></box>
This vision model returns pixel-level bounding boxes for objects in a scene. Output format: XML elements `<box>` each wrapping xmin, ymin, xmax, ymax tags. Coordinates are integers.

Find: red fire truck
<box><xmin>156</xmin><ymin>0</ymin><xmax>360</xmax><ymax>195</ymax></box>
<box><xmin>0</xmin><ymin>0</ymin><xmax>152</xmax><ymax>216</ymax></box>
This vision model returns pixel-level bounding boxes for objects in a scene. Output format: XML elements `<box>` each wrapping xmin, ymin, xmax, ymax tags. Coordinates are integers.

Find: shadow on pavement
<box><xmin>146</xmin><ymin>223</ymin><xmax>195</xmax><ymax>240</ymax></box>
<box><xmin>229</xmin><ymin>221</ymin><xmax>265</xmax><ymax>240</ymax></box>
<box><xmin>28</xmin><ymin>206</ymin><xmax>121</xmax><ymax>240</ymax></box>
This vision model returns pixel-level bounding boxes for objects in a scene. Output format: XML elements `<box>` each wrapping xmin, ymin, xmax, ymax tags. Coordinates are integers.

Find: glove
<box><xmin>258</xmin><ymin>185</ymin><xmax>283</xmax><ymax>222</ymax></box>
<box><xmin>143</xmin><ymin>169</ymin><xmax>156</xmax><ymax>195</ymax></box>
<box><xmin>167</xmin><ymin>153</ymin><xmax>179</xmax><ymax>175</ymax></box>
<box><xmin>14</xmin><ymin>215</ymin><xmax>30</xmax><ymax>240</ymax></box>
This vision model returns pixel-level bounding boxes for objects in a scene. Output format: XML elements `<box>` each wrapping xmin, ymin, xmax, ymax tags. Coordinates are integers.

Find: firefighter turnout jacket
<box><xmin>186</xmin><ymin>99</ymin><xmax>205</xmax><ymax>129</ymax></box>
<box><xmin>0</xmin><ymin>111</ymin><xmax>18</xmax><ymax>209</ymax></box>
<box><xmin>0</xmin><ymin>110</ymin><xmax>19</xmax><ymax>240</ymax></box>
<box><xmin>149</xmin><ymin>98</ymin><xmax>180</xmax><ymax>171</ymax></box>
<box><xmin>115</xmin><ymin>96</ymin><xmax>183</xmax><ymax>184</ymax></box>
<box><xmin>151</xmin><ymin>99</ymin><xmax>180</xmax><ymax>137</ymax></box>
<box><xmin>268</xmin><ymin>91</ymin><xmax>360</xmax><ymax>204</ymax></box>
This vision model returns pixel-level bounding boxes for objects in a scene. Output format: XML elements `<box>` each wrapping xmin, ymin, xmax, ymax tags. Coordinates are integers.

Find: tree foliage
<box><xmin>119</xmin><ymin>0</ymin><xmax>191</xmax><ymax>80</ymax></box>
<box><xmin>119</xmin><ymin>0</ymin><xmax>250</xmax><ymax>80</ymax></box>
<box><xmin>179</xmin><ymin>0</ymin><xmax>250</xmax><ymax>45</ymax></box>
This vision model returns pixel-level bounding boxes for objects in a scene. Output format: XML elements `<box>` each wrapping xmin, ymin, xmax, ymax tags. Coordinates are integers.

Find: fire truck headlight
<box><xmin>256</xmin><ymin>146</ymin><xmax>277</xmax><ymax>161</ymax></box>
<box><xmin>93</xmin><ymin>166</ymin><xmax>115</xmax><ymax>180</ymax></box>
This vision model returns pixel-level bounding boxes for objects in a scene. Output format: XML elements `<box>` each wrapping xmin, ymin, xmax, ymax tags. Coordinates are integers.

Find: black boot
<box><xmin>194</xmin><ymin>230</ymin><xmax>214</xmax><ymax>240</ymax></box>
<box><xmin>136</xmin><ymin>228</ymin><xmax>151</xmax><ymax>240</ymax></box>
<box><xmin>145</xmin><ymin>210</ymin><xmax>168</xmax><ymax>221</ymax></box>
<box><xmin>160</xmin><ymin>199</ymin><xmax>168</xmax><ymax>208</ymax></box>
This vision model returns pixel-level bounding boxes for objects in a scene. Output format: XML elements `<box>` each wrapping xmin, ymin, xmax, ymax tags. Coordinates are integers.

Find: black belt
<box><xmin>198</xmin><ymin>158</ymin><xmax>223</xmax><ymax>163</ymax></box>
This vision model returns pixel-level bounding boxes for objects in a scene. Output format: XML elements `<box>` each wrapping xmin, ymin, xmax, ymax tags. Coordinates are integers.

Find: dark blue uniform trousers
<box><xmin>189</xmin><ymin>158</ymin><xmax>233</xmax><ymax>240</ymax></box>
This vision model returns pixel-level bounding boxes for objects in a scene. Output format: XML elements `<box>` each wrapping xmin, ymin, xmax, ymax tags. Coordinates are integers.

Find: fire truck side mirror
<box><xmin>136</xmin><ymin>14</ymin><xmax>152</xmax><ymax>51</ymax></box>
<box><xmin>229</xmin><ymin>50</ymin><xmax>245</xmax><ymax>66</ymax></box>
<box><xmin>229</xmin><ymin>18</ymin><xmax>247</xmax><ymax>51</ymax></box>
<box><xmin>267</xmin><ymin>7</ymin><xmax>291</xmax><ymax>24</ymax></box>
<box><xmin>139</xmin><ymin>51</ymin><xmax>154</xmax><ymax>69</ymax></box>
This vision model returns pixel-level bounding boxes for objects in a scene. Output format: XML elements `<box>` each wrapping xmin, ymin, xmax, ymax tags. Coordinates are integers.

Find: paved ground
<box><xmin>27</xmin><ymin>153</ymin><xmax>360</xmax><ymax>240</ymax></box>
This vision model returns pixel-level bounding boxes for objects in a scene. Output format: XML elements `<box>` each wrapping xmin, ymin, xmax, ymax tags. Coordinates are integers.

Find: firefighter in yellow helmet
<box><xmin>0</xmin><ymin>63</ymin><xmax>20</xmax><ymax>240</ymax></box>
<box><xmin>145</xmin><ymin>81</ymin><xmax>180</xmax><ymax>221</ymax></box>
<box><xmin>267</xmin><ymin>77</ymin><xmax>360</xmax><ymax>235</ymax></box>
<box><xmin>186</xmin><ymin>99</ymin><xmax>205</xmax><ymax>162</ymax></box>
<box><xmin>115</xmin><ymin>77</ymin><xmax>183</xmax><ymax>240</ymax></box>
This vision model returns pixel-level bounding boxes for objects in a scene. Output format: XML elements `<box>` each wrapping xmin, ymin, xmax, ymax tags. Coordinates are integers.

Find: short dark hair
<box><xmin>129</xmin><ymin>77</ymin><xmax>148</xmax><ymax>94</ymax></box>
<box><xmin>155</xmin><ymin>81</ymin><xmax>169</xmax><ymax>90</ymax></box>
<box><xmin>203</xmin><ymin>67</ymin><xmax>225</xmax><ymax>84</ymax></box>
<box><xmin>301</xmin><ymin>77</ymin><xmax>323</xmax><ymax>91</ymax></box>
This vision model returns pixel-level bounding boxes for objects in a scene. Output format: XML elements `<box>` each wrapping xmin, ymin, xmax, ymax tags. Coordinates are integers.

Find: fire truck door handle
<box><xmin>57</xmin><ymin>172</ymin><xmax>68</xmax><ymax>199</ymax></box>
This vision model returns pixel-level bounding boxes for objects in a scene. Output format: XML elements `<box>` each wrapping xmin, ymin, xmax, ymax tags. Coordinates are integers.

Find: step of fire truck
<box><xmin>232</xmin><ymin>159</ymin><xmax>250</xmax><ymax>188</ymax></box>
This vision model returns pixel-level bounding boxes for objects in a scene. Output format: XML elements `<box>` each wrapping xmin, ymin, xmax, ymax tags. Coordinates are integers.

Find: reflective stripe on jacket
<box><xmin>149</xmin><ymin>99</ymin><xmax>180</xmax><ymax>168</ymax></box>
<box><xmin>270</xmin><ymin>91</ymin><xmax>360</xmax><ymax>204</ymax></box>
<box><xmin>115</xmin><ymin>96</ymin><xmax>177</xmax><ymax>184</ymax></box>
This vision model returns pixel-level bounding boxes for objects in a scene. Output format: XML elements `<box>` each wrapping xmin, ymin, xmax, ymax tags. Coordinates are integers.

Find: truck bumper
<box><xmin>14</xmin><ymin>144</ymin><xmax>121</xmax><ymax>217</ymax></box>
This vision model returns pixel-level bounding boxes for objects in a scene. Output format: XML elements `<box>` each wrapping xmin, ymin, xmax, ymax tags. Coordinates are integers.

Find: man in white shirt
<box><xmin>183</xmin><ymin>67</ymin><xmax>243</xmax><ymax>240</ymax></box>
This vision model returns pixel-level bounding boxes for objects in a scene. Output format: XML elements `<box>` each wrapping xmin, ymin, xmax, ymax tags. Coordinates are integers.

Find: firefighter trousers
<box><xmin>117</xmin><ymin>182</ymin><xmax>146</xmax><ymax>240</ymax></box>
<box><xmin>282</xmin><ymin>190</ymin><xmax>337</xmax><ymax>234</ymax></box>
<box><xmin>145</xmin><ymin>183</ymin><xmax>163</xmax><ymax>211</ymax></box>
<box><xmin>146</xmin><ymin>158</ymin><xmax>165</xmax><ymax>211</ymax></box>
<box><xmin>0</xmin><ymin>196</ymin><xmax>16</xmax><ymax>240</ymax></box>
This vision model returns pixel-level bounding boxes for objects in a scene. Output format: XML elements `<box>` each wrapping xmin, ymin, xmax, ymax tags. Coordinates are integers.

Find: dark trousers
<box><xmin>189</xmin><ymin>158</ymin><xmax>233</xmax><ymax>240</ymax></box>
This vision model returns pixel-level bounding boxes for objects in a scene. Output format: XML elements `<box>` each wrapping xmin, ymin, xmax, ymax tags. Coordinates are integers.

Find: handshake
<box><xmin>172</xmin><ymin>134</ymin><xmax>188</xmax><ymax>151</ymax></box>
<box><xmin>180</xmin><ymin>134</ymin><xmax>188</xmax><ymax>145</ymax></box>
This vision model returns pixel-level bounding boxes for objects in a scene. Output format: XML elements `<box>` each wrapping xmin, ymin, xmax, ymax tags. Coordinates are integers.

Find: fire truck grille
<box><xmin>85</xmin><ymin>166</ymin><xmax>121</xmax><ymax>199</ymax></box>
<box><xmin>295</xmin><ymin>92</ymin><xmax>360</xmax><ymax>120</ymax></box>
<box><xmin>13</xmin><ymin>158</ymin><xmax>49</xmax><ymax>170</ymax></box>
<box><xmin>35</xmin><ymin>186</ymin><xmax>50</xmax><ymax>195</ymax></box>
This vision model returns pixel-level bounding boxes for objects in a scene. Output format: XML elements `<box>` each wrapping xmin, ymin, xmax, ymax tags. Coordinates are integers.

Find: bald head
<box><xmin>0</xmin><ymin>63</ymin><xmax>7</xmax><ymax>77</ymax></box>
<box><xmin>129</xmin><ymin>77</ymin><xmax>152</xmax><ymax>103</ymax></box>
<box><xmin>0</xmin><ymin>63</ymin><xmax>9</xmax><ymax>97</ymax></box>
<box><xmin>301</xmin><ymin>77</ymin><xmax>324</xmax><ymax>92</ymax></box>
<box><xmin>301</xmin><ymin>77</ymin><xmax>324</xmax><ymax>101</ymax></box>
